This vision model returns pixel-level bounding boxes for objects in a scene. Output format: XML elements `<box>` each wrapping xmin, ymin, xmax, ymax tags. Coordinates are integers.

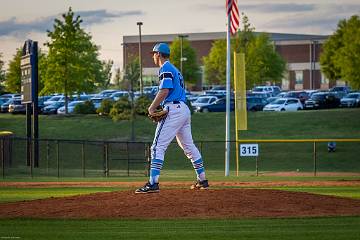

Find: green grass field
<box><xmin>0</xmin><ymin>182</ymin><xmax>359</xmax><ymax>239</ymax></box>
<box><xmin>0</xmin><ymin>217</ymin><xmax>359</xmax><ymax>240</ymax></box>
<box><xmin>1</xmin><ymin>109</ymin><xmax>359</xmax><ymax>239</ymax></box>
<box><xmin>1</xmin><ymin>108</ymin><xmax>360</xmax><ymax>177</ymax></box>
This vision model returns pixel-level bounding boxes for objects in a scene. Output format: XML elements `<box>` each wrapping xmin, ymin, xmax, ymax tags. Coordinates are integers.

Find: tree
<box><xmin>4</xmin><ymin>48</ymin><xmax>22</xmax><ymax>93</ymax></box>
<box><xmin>203</xmin><ymin>13</ymin><xmax>286</xmax><ymax>87</ymax></box>
<box><xmin>320</xmin><ymin>15</ymin><xmax>360</xmax><ymax>89</ymax></box>
<box><xmin>38</xmin><ymin>50</ymin><xmax>48</xmax><ymax>94</ymax></box>
<box><xmin>0</xmin><ymin>53</ymin><xmax>6</xmax><ymax>93</ymax></box>
<box><xmin>43</xmin><ymin>7</ymin><xmax>103</xmax><ymax>113</ymax></box>
<box><xmin>98</xmin><ymin>59</ymin><xmax>114</xmax><ymax>89</ymax></box>
<box><xmin>203</xmin><ymin>39</ymin><xmax>227</xmax><ymax>85</ymax></box>
<box><xmin>245</xmin><ymin>33</ymin><xmax>285</xmax><ymax>87</ymax></box>
<box><xmin>123</xmin><ymin>56</ymin><xmax>140</xmax><ymax>92</ymax></box>
<box><xmin>113</xmin><ymin>67</ymin><xmax>121</xmax><ymax>89</ymax></box>
<box><xmin>170</xmin><ymin>38</ymin><xmax>200</xmax><ymax>86</ymax></box>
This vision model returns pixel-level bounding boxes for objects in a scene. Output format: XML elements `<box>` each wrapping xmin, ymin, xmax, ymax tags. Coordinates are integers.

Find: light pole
<box><xmin>137</xmin><ymin>22</ymin><xmax>143</xmax><ymax>95</ymax></box>
<box><xmin>178</xmin><ymin>34</ymin><xmax>188</xmax><ymax>74</ymax></box>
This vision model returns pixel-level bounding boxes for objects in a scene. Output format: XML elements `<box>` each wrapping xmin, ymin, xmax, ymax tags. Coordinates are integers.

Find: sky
<box><xmin>1</xmin><ymin>0</ymin><xmax>360</xmax><ymax>71</ymax></box>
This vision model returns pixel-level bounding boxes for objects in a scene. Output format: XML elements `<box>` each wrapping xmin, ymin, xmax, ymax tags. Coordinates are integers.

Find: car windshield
<box><xmin>195</xmin><ymin>97</ymin><xmax>211</xmax><ymax>103</ymax></box>
<box><xmin>312</xmin><ymin>94</ymin><xmax>326</xmax><ymax>100</ymax></box>
<box><xmin>347</xmin><ymin>94</ymin><xmax>359</xmax><ymax>98</ymax></box>
<box><xmin>48</xmin><ymin>96</ymin><xmax>62</xmax><ymax>101</ymax></box>
<box><xmin>272</xmin><ymin>99</ymin><xmax>286</xmax><ymax>104</ymax></box>
<box><xmin>253</xmin><ymin>87</ymin><xmax>265</xmax><ymax>92</ymax></box>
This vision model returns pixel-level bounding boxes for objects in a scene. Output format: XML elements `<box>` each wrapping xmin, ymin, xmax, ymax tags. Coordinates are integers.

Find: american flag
<box><xmin>227</xmin><ymin>0</ymin><xmax>239</xmax><ymax>35</ymax></box>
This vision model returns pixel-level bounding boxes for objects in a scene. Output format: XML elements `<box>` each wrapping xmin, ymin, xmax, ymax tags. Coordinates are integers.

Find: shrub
<box><xmin>96</xmin><ymin>99</ymin><xmax>113</xmax><ymax>116</ymax></box>
<box><xmin>135</xmin><ymin>95</ymin><xmax>152</xmax><ymax>115</ymax></box>
<box><xmin>110</xmin><ymin>96</ymin><xmax>132</xmax><ymax>121</ymax></box>
<box><xmin>73</xmin><ymin>100</ymin><xmax>96</xmax><ymax>114</ymax></box>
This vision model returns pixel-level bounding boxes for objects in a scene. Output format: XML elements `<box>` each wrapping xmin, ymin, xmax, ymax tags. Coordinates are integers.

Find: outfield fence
<box><xmin>1</xmin><ymin>134</ymin><xmax>360</xmax><ymax>178</ymax></box>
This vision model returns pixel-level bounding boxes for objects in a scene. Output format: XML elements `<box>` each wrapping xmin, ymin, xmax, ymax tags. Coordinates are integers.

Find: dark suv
<box><xmin>304</xmin><ymin>92</ymin><xmax>340</xmax><ymax>109</ymax></box>
<box><xmin>284</xmin><ymin>91</ymin><xmax>309</xmax><ymax>104</ymax></box>
<box><xmin>247</xmin><ymin>97</ymin><xmax>268</xmax><ymax>111</ymax></box>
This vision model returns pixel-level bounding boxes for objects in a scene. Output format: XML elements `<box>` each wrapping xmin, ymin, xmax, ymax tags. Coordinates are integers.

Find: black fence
<box><xmin>1</xmin><ymin>136</ymin><xmax>360</xmax><ymax>178</ymax></box>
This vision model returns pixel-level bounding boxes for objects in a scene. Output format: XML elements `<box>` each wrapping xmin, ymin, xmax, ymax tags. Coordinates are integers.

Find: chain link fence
<box><xmin>1</xmin><ymin>136</ymin><xmax>360</xmax><ymax>178</ymax></box>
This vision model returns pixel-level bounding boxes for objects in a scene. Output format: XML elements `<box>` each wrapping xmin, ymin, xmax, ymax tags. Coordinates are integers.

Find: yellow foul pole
<box><xmin>234</xmin><ymin>53</ymin><xmax>247</xmax><ymax>176</ymax></box>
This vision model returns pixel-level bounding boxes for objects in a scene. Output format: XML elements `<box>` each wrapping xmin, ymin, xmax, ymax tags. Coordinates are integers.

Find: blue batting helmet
<box><xmin>151</xmin><ymin>43</ymin><xmax>170</xmax><ymax>55</ymax></box>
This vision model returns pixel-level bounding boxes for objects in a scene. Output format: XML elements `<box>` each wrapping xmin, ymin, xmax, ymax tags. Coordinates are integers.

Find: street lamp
<box><xmin>137</xmin><ymin>22</ymin><xmax>143</xmax><ymax>95</ymax></box>
<box><xmin>178</xmin><ymin>34</ymin><xmax>188</xmax><ymax>74</ymax></box>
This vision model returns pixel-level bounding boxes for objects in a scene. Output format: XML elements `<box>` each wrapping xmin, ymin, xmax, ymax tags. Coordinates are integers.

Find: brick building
<box><xmin>123</xmin><ymin>32</ymin><xmax>337</xmax><ymax>90</ymax></box>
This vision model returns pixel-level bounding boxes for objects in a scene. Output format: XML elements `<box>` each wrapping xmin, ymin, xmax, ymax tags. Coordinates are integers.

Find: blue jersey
<box><xmin>158</xmin><ymin>61</ymin><xmax>186</xmax><ymax>103</ymax></box>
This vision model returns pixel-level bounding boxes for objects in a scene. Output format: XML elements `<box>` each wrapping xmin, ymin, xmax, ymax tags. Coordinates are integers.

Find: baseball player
<box><xmin>135</xmin><ymin>43</ymin><xmax>209</xmax><ymax>193</ymax></box>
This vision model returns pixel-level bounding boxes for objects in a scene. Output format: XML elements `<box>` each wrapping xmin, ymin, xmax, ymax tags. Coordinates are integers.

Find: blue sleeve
<box><xmin>158</xmin><ymin>67</ymin><xmax>174</xmax><ymax>89</ymax></box>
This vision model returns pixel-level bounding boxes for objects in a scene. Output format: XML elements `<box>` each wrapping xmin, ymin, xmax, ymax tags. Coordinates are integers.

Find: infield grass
<box><xmin>0</xmin><ymin>217</ymin><xmax>359</xmax><ymax>240</ymax></box>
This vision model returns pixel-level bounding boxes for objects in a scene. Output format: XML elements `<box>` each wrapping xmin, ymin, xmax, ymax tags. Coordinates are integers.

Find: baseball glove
<box><xmin>148</xmin><ymin>107</ymin><xmax>168</xmax><ymax>123</ymax></box>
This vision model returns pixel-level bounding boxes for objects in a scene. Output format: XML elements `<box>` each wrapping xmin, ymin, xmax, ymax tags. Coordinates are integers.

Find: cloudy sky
<box><xmin>1</xmin><ymin>0</ymin><xmax>359</xmax><ymax>70</ymax></box>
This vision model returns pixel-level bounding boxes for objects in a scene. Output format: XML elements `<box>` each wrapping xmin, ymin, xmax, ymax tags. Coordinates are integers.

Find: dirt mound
<box><xmin>1</xmin><ymin>189</ymin><xmax>360</xmax><ymax>219</ymax></box>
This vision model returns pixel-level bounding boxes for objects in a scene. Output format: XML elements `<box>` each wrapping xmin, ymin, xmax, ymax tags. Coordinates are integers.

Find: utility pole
<box><xmin>137</xmin><ymin>22</ymin><xmax>143</xmax><ymax>95</ymax></box>
<box><xmin>178</xmin><ymin>34</ymin><xmax>188</xmax><ymax>74</ymax></box>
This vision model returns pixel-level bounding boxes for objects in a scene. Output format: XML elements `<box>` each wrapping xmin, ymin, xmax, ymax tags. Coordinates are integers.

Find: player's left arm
<box><xmin>148</xmin><ymin>88</ymin><xmax>169</xmax><ymax>115</ymax></box>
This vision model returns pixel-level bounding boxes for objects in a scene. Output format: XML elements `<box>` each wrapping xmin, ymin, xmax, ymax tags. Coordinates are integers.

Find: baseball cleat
<box><xmin>190</xmin><ymin>180</ymin><xmax>209</xmax><ymax>190</ymax></box>
<box><xmin>135</xmin><ymin>182</ymin><xmax>160</xmax><ymax>194</ymax></box>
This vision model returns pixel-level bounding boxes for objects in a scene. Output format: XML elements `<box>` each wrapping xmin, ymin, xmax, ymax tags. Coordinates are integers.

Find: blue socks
<box><xmin>149</xmin><ymin>158</ymin><xmax>206</xmax><ymax>184</ymax></box>
<box><xmin>149</xmin><ymin>159</ymin><xmax>164</xmax><ymax>185</ymax></box>
<box><xmin>192</xmin><ymin>158</ymin><xmax>206</xmax><ymax>181</ymax></box>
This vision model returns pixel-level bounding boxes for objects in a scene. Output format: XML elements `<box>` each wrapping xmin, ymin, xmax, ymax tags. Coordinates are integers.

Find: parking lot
<box><xmin>1</xmin><ymin>85</ymin><xmax>359</xmax><ymax>115</ymax></box>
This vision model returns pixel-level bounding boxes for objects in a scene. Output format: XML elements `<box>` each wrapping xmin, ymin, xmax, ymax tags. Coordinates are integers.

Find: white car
<box><xmin>191</xmin><ymin>96</ymin><xmax>219</xmax><ymax>109</ymax></box>
<box><xmin>263</xmin><ymin>98</ymin><xmax>303</xmax><ymax>112</ymax></box>
<box><xmin>57</xmin><ymin>101</ymin><xmax>85</xmax><ymax>114</ymax></box>
<box><xmin>340</xmin><ymin>92</ymin><xmax>360</xmax><ymax>107</ymax></box>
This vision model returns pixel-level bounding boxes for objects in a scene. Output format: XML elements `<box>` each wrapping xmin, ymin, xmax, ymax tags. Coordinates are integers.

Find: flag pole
<box><xmin>225</xmin><ymin>9</ymin><xmax>231</xmax><ymax>177</ymax></box>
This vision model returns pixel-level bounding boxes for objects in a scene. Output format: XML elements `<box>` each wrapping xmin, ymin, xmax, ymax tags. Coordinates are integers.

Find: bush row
<box><xmin>74</xmin><ymin>96</ymin><xmax>193</xmax><ymax>121</ymax></box>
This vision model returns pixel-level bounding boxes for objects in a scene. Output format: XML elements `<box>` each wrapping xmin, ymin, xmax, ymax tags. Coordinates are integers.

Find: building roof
<box><xmin>123</xmin><ymin>31</ymin><xmax>329</xmax><ymax>44</ymax></box>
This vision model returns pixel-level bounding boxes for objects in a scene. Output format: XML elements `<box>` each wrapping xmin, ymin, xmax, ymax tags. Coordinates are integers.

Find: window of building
<box><xmin>295</xmin><ymin>71</ymin><xmax>303</xmax><ymax>85</ymax></box>
<box><xmin>321</xmin><ymin>73</ymin><xmax>329</xmax><ymax>84</ymax></box>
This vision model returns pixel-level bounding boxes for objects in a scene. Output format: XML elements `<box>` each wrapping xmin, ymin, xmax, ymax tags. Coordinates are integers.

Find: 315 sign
<box><xmin>240</xmin><ymin>144</ymin><xmax>259</xmax><ymax>156</ymax></box>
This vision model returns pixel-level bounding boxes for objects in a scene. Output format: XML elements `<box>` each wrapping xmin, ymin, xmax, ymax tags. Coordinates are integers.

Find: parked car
<box><xmin>109</xmin><ymin>91</ymin><xmax>130</xmax><ymax>101</ymax></box>
<box><xmin>97</xmin><ymin>89</ymin><xmax>118</xmax><ymax>98</ymax></box>
<box><xmin>191</xmin><ymin>95</ymin><xmax>219</xmax><ymax>109</ymax></box>
<box><xmin>284</xmin><ymin>91</ymin><xmax>309</xmax><ymax>104</ymax></box>
<box><xmin>276</xmin><ymin>92</ymin><xmax>288</xmax><ymax>98</ymax></box>
<box><xmin>186</xmin><ymin>92</ymin><xmax>200</xmax><ymax>103</ymax></box>
<box><xmin>340</xmin><ymin>92</ymin><xmax>360</xmax><ymax>107</ymax></box>
<box><xmin>247</xmin><ymin>92</ymin><xmax>272</xmax><ymax>99</ymax></box>
<box><xmin>42</xmin><ymin>101</ymin><xmax>65</xmax><ymax>114</ymax></box>
<box><xmin>0</xmin><ymin>98</ymin><xmax>9</xmax><ymax>108</ymax></box>
<box><xmin>8</xmin><ymin>98</ymin><xmax>26</xmax><ymax>114</ymax></box>
<box><xmin>90</xmin><ymin>97</ymin><xmax>112</xmax><ymax>109</ymax></box>
<box><xmin>330</xmin><ymin>86</ymin><xmax>351</xmax><ymax>99</ymax></box>
<box><xmin>195</xmin><ymin>98</ymin><xmax>234</xmax><ymax>112</ymax></box>
<box><xmin>252</xmin><ymin>86</ymin><xmax>281</xmax><ymax>97</ymax></box>
<box><xmin>247</xmin><ymin>97</ymin><xmax>268</xmax><ymax>111</ymax></box>
<box><xmin>57</xmin><ymin>101</ymin><xmax>85</xmax><ymax>114</ymax></box>
<box><xmin>44</xmin><ymin>95</ymin><xmax>65</xmax><ymax>106</ymax></box>
<box><xmin>263</xmin><ymin>98</ymin><xmax>303</xmax><ymax>112</ymax></box>
<box><xmin>304</xmin><ymin>92</ymin><xmax>340</xmax><ymax>109</ymax></box>
<box><xmin>1</xmin><ymin>98</ymin><xmax>15</xmax><ymax>113</ymax></box>
<box><xmin>204</xmin><ymin>85</ymin><xmax>226</xmax><ymax>96</ymax></box>
<box><xmin>265</xmin><ymin>96</ymin><xmax>279</xmax><ymax>104</ymax></box>
<box><xmin>0</xmin><ymin>93</ymin><xmax>21</xmax><ymax>99</ymax></box>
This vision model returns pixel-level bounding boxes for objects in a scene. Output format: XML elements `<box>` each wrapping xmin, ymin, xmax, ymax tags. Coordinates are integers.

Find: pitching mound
<box><xmin>1</xmin><ymin>189</ymin><xmax>360</xmax><ymax>219</ymax></box>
